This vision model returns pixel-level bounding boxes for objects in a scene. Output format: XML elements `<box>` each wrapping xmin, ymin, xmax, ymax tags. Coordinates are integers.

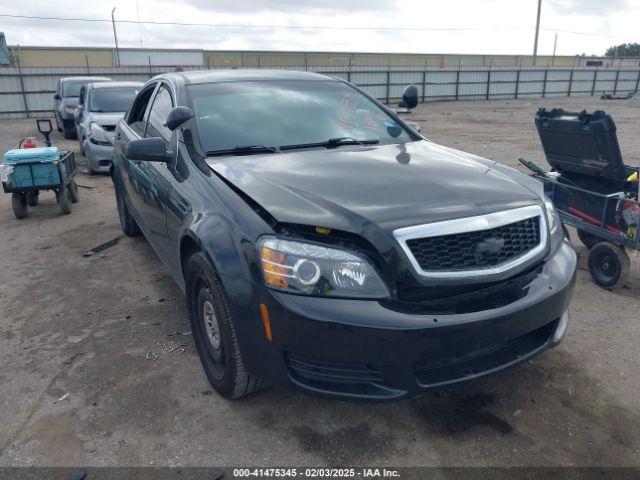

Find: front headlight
<box><xmin>258</xmin><ymin>236</ymin><xmax>389</xmax><ymax>299</ymax></box>
<box><xmin>90</xmin><ymin>122</ymin><xmax>110</xmax><ymax>145</ymax></box>
<box><xmin>543</xmin><ymin>195</ymin><xmax>560</xmax><ymax>234</ymax></box>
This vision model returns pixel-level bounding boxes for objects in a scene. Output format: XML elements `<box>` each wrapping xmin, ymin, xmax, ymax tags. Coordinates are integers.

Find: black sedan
<box><xmin>112</xmin><ymin>70</ymin><xmax>576</xmax><ymax>401</ymax></box>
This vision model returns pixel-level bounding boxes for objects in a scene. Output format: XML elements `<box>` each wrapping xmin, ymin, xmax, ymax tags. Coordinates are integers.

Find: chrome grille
<box><xmin>406</xmin><ymin>217</ymin><xmax>540</xmax><ymax>271</ymax></box>
<box><xmin>393</xmin><ymin>205</ymin><xmax>547</xmax><ymax>278</ymax></box>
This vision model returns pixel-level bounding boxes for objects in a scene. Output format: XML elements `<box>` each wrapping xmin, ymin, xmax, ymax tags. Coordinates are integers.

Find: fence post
<box><xmin>85</xmin><ymin>55</ymin><xmax>90</xmax><ymax>74</ymax></box>
<box><xmin>455</xmin><ymin>70</ymin><xmax>460</xmax><ymax>101</ymax></box>
<box><xmin>635</xmin><ymin>69</ymin><xmax>640</xmax><ymax>93</ymax></box>
<box><xmin>567</xmin><ymin>69</ymin><xmax>573</xmax><ymax>97</ymax></box>
<box><xmin>421</xmin><ymin>70</ymin><xmax>426</xmax><ymax>103</ymax></box>
<box><xmin>514</xmin><ymin>68</ymin><xmax>520</xmax><ymax>99</ymax></box>
<box><xmin>385</xmin><ymin>69</ymin><xmax>390</xmax><ymax>104</ymax></box>
<box><xmin>613</xmin><ymin>68</ymin><xmax>620</xmax><ymax>95</ymax></box>
<box><xmin>16</xmin><ymin>53</ymin><xmax>29</xmax><ymax>119</ymax></box>
<box><xmin>148</xmin><ymin>56</ymin><xmax>152</xmax><ymax>79</ymax></box>
<box><xmin>485</xmin><ymin>69</ymin><xmax>491</xmax><ymax>100</ymax></box>
<box><xmin>542</xmin><ymin>69</ymin><xmax>548</xmax><ymax>98</ymax></box>
<box><xmin>591</xmin><ymin>69</ymin><xmax>597</xmax><ymax>96</ymax></box>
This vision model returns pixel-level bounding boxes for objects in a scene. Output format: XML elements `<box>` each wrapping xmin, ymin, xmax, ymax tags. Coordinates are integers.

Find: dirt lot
<box><xmin>0</xmin><ymin>96</ymin><xmax>638</xmax><ymax>468</ymax></box>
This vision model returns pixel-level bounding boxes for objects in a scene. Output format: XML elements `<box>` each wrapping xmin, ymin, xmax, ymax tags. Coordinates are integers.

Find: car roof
<box><xmin>89</xmin><ymin>81</ymin><xmax>144</xmax><ymax>90</ymax></box>
<box><xmin>162</xmin><ymin>69</ymin><xmax>335</xmax><ymax>85</ymax></box>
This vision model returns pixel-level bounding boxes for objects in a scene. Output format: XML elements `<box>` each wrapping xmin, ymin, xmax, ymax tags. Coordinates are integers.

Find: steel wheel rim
<box><xmin>202</xmin><ymin>297</ymin><xmax>223</xmax><ymax>361</ymax></box>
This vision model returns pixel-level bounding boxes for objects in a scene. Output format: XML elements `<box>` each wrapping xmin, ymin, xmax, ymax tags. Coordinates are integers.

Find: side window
<box><xmin>146</xmin><ymin>86</ymin><xmax>173</xmax><ymax>141</ymax></box>
<box><xmin>127</xmin><ymin>84</ymin><xmax>156</xmax><ymax>136</ymax></box>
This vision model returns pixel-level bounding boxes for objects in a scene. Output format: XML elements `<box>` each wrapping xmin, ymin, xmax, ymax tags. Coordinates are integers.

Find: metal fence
<box><xmin>1</xmin><ymin>64</ymin><xmax>639</xmax><ymax>119</ymax></box>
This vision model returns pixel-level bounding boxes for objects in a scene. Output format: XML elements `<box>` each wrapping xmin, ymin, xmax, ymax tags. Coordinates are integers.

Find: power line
<box><xmin>0</xmin><ymin>13</ymin><xmax>540</xmax><ymax>32</ymax></box>
<box><xmin>0</xmin><ymin>13</ymin><xmax>632</xmax><ymax>38</ymax></box>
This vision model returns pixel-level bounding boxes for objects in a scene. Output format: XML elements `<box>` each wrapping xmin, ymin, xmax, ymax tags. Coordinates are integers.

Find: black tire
<box><xmin>588</xmin><ymin>242</ymin><xmax>630</xmax><ymax>288</ymax></box>
<box><xmin>57</xmin><ymin>188</ymin><xmax>72</xmax><ymax>215</ymax></box>
<box><xmin>577</xmin><ymin>229</ymin><xmax>599</xmax><ymax>249</ymax></box>
<box><xmin>55</xmin><ymin>113</ymin><xmax>62</xmax><ymax>132</ymax></box>
<box><xmin>69</xmin><ymin>180</ymin><xmax>80</xmax><ymax>203</ymax></box>
<box><xmin>63</xmin><ymin>122</ymin><xmax>76</xmax><ymax>140</ymax></box>
<box><xmin>78</xmin><ymin>137</ymin><xmax>85</xmax><ymax>156</ymax></box>
<box><xmin>87</xmin><ymin>164</ymin><xmax>95</xmax><ymax>176</ymax></box>
<box><xmin>114</xmin><ymin>181</ymin><xmax>141</xmax><ymax>237</ymax></box>
<box><xmin>26</xmin><ymin>191</ymin><xmax>39</xmax><ymax>206</ymax></box>
<box><xmin>186</xmin><ymin>252</ymin><xmax>268</xmax><ymax>399</ymax></box>
<box><xmin>11</xmin><ymin>193</ymin><xmax>28</xmax><ymax>219</ymax></box>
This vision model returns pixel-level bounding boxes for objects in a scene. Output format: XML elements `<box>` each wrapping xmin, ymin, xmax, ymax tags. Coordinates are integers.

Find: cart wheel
<box><xmin>57</xmin><ymin>188</ymin><xmax>73</xmax><ymax>215</ymax></box>
<box><xmin>26</xmin><ymin>191</ymin><xmax>39</xmax><ymax>206</ymax></box>
<box><xmin>11</xmin><ymin>193</ymin><xmax>28</xmax><ymax>219</ymax></box>
<box><xmin>577</xmin><ymin>229</ymin><xmax>599</xmax><ymax>249</ymax></box>
<box><xmin>588</xmin><ymin>242</ymin><xmax>630</xmax><ymax>288</ymax></box>
<box><xmin>69</xmin><ymin>180</ymin><xmax>80</xmax><ymax>203</ymax></box>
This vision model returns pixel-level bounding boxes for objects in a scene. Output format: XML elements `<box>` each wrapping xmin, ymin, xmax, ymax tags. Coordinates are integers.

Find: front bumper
<box><xmin>245</xmin><ymin>241</ymin><xmax>577</xmax><ymax>401</ymax></box>
<box><xmin>84</xmin><ymin>140</ymin><xmax>114</xmax><ymax>173</ymax></box>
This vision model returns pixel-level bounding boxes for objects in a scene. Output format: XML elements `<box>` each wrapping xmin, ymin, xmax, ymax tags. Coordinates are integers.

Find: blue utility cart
<box><xmin>2</xmin><ymin>146</ymin><xmax>79</xmax><ymax>219</ymax></box>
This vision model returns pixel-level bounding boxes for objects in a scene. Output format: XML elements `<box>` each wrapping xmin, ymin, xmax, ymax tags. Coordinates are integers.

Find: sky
<box><xmin>1</xmin><ymin>0</ymin><xmax>639</xmax><ymax>56</ymax></box>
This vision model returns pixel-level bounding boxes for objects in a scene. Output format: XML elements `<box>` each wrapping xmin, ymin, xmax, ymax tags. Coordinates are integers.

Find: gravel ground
<box><xmin>0</xmin><ymin>96</ymin><xmax>638</xmax><ymax>468</ymax></box>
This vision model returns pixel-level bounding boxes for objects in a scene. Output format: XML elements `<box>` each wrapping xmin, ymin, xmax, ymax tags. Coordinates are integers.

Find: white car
<box><xmin>75</xmin><ymin>81</ymin><xmax>143</xmax><ymax>174</ymax></box>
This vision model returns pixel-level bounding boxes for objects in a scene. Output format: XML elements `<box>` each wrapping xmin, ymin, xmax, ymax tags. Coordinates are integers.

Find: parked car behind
<box><xmin>112</xmin><ymin>70</ymin><xmax>577</xmax><ymax>401</ymax></box>
<box><xmin>75</xmin><ymin>81</ymin><xmax>143</xmax><ymax>174</ymax></box>
<box><xmin>54</xmin><ymin>76</ymin><xmax>111</xmax><ymax>139</ymax></box>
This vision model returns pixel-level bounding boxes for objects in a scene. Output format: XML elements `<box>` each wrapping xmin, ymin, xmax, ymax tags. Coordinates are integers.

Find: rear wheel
<box><xmin>57</xmin><ymin>188</ymin><xmax>72</xmax><ymax>215</ymax></box>
<box><xmin>577</xmin><ymin>229</ymin><xmax>599</xmax><ymax>249</ymax></box>
<box><xmin>186</xmin><ymin>252</ymin><xmax>268</xmax><ymax>399</ymax></box>
<box><xmin>588</xmin><ymin>242</ymin><xmax>629</xmax><ymax>288</ymax></box>
<box><xmin>11</xmin><ymin>193</ymin><xmax>28</xmax><ymax>219</ymax></box>
<box><xmin>114</xmin><ymin>180</ymin><xmax>141</xmax><ymax>236</ymax></box>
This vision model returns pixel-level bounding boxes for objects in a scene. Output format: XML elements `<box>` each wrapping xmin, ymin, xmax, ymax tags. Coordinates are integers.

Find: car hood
<box><xmin>90</xmin><ymin>112</ymin><xmax>124</xmax><ymax>126</ymax></box>
<box><xmin>208</xmin><ymin>141</ymin><xmax>543</xmax><ymax>233</ymax></box>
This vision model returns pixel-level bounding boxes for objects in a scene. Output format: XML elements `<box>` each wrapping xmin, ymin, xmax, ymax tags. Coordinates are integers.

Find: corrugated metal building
<box><xmin>4</xmin><ymin>45</ymin><xmax>639</xmax><ymax>69</ymax></box>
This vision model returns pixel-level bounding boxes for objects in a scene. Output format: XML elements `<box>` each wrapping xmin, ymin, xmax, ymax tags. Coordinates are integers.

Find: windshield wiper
<box><xmin>205</xmin><ymin>145</ymin><xmax>279</xmax><ymax>157</ymax></box>
<box><xmin>280</xmin><ymin>137</ymin><xmax>380</xmax><ymax>151</ymax></box>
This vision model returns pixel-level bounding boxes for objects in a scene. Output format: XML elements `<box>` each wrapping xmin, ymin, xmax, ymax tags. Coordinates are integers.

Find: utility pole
<box><xmin>533</xmin><ymin>0</ymin><xmax>542</xmax><ymax>66</ymax></box>
<box><xmin>112</xmin><ymin>7</ymin><xmax>121</xmax><ymax>67</ymax></box>
<box><xmin>552</xmin><ymin>33</ymin><xmax>558</xmax><ymax>66</ymax></box>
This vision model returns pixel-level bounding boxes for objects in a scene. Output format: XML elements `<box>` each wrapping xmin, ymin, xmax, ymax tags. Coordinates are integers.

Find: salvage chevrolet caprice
<box><xmin>112</xmin><ymin>70</ymin><xmax>576</xmax><ymax>401</ymax></box>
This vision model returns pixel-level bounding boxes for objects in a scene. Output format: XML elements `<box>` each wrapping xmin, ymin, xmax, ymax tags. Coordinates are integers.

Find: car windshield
<box><xmin>90</xmin><ymin>87</ymin><xmax>140</xmax><ymax>113</ymax></box>
<box><xmin>189</xmin><ymin>80</ymin><xmax>413</xmax><ymax>153</ymax></box>
<box><xmin>62</xmin><ymin>80</ymin><xmax>88</xmax><ymax>97</ymax></box>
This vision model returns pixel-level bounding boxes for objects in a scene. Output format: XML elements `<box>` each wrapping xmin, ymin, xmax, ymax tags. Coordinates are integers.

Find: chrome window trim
<box><xmin>393</xmin><ymin>205</ymin><xmax>548</xmax><ymax>279</ymax></box>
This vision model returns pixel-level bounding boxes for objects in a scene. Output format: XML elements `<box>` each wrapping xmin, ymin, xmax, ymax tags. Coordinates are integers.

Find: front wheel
<box><xmin>588</xmin><ymin>242</ymin><xmax>630</xmax><ymax>288</ymax></box>
<box><xmin>577</xmin><ymin>229</ymin><xmax>599</xmax><ymax>249</ymax></box>
<box><xmin>69</xmin><ymin>180</ymin><xmax>80</xmax><ymax>203</ymax></box>
<box><xmin>186</xmin><ymin>252</ymin><xmax>268</xmax><ymax>399</ymax></box>
<box><xmin>57</xmin><ymin>188</ymin><xmax>72</xmax><ymax>215</ymax></box>
<box><xmin>26</xmin><ymin>191</ymin><xmax>39</xmax><ymax>206</ymax></box>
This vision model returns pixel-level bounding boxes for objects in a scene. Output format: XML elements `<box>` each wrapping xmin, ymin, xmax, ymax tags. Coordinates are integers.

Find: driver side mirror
<box><xmin>54</xmin><ymin>93</ymin><xmax>60</xmax><ymax>100</ymax></box>
<box><xmin>165</xmin><ymin>106</ymin><xmax>194</xmax><ymax>131</ymax></box>
<box><xmin>125</xmin><ymin>137</ymin><xmax>168</xmax><ymax>163</ymax></box>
